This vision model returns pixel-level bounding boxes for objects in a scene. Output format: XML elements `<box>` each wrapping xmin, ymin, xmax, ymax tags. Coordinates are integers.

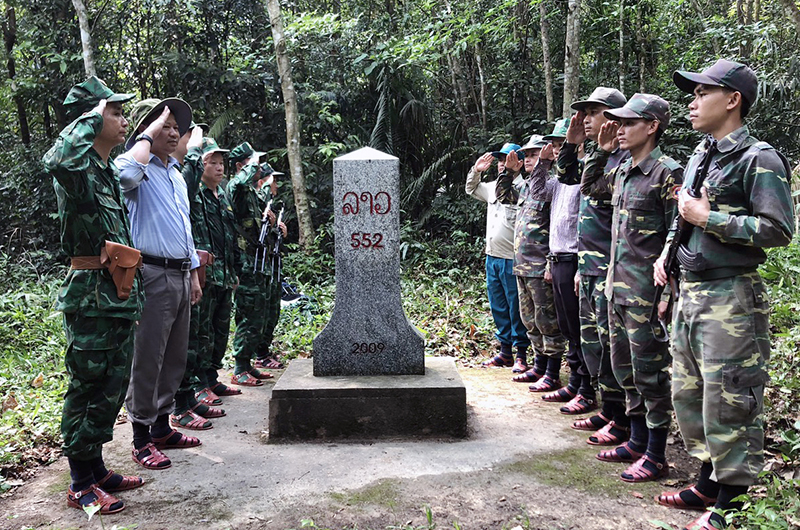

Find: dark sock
<box><xmin>206</xmin><ymin>368</ymin><xmax>219</xmax><ymax>387</ymax></box>
<box><xmin>532</xmin><ymin>354</ymin><xmax>547</xmax><ymax>374</ymax></box>
<box><xmin>132</xmin><ymin>422</ymin><xmax>151</xmax><ymax>450</ymax></box>
<box><xmin>516</xmin><ymin>345</ymin><xmax>529</xmax><ymax>364</ymax></box>
<box><xmin>173</xmin><ymin>390</ymin><xmax>192</xmax><ymax>416</ymax></box>
<box><xmin>709</xmin><ymin>484</ymin><xmax>748</xmax><ymax>527</ymax></box>
<box><xmin>91</xmin><ymin>457</ymin><xmax>123</xmax><ymax>490</ymax></box>
<box><xmin>234</xmin><ymin>361</ymin><xmax>251</xmax><ymax>375</ymax></box>
<box><xmin>545</xmin><ymin>355</ymin><xmax>562</xmax><ymax>380</ymax></box>
<box><xmin>677</xmin><ymin>462</ymin><xmax>719</xmax><ymax>507</ymax></box>
<box><xmin>566</xmin><ymin>370</ymin><xmax>581</xmax><ymax>393</ymax></box>
<box><xmin>628</xmin><ymin>415</ymin><xmax>648</xmax><ymax>453</ymax></box>
<box><xmin>150</xmin><ymin>414</ymin><xmax>171</xmax><ymax>439</ymax></box>
<box><xmin>600</xmin><ymin>400</ymin><xmax>614</xmax><ymax>419</ymax></box>
<box><xmin>611</xmin><ymin>402</ymin><xmax>631</xmax><ymax>428</ymax></box>
<box><xmin>578</xmin><ymin>374</ymin><xmax>595</xmax><ymax>401</ymax></box>
<box><xmin>499</xmin><ymin>343</ymin><xmax>513</xmax><ymax>360</ymax></box>
<box><xmin>645</xmin><ymin>427</ymin><xmax>669</xmax><ymax>463</ymax></box>
<box><xmin>68</xmin><ymin>457</ymin><xmax>95</xmax><ymax>491</ymax></box>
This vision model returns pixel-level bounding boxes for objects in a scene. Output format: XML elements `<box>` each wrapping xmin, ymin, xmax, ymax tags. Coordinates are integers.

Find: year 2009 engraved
<box><xmin>351</xmin><ymin>342</ymin><xmax>386</xmax><ymax>354</ymax></box>
<box><xmin>350</xmin><ymin>232</ymin><xmax>384</xmax><ymax>249</ymax></box>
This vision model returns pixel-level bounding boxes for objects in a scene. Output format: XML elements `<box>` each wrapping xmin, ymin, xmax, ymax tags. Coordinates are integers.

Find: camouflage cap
<box><xmin>673</xmin><ymin>59</ymin><xmax>758</xmax><ymax>109</ymax></box>
<box><xmin>571</xmin><ymin>87</ymin><xmax>627</xmax><ymax>111</ymax></box>
<box><xmin>604</xmin><ymin>93</ymin><xmax>671</xmax><ymax>130</ymax></box>
<box><xmin>63</xmin><ymin>76</ymin><xmax>135</xmax><ymax>120</ymax></box>
<box><xmin>229</xmin><ymin>141</ymin><xmax>266</xmax><ymax>164</ymax></box>
<box><xmin>124</xmin><ymin>98</ymin><xmax>193</xmax><ymax>150</ymax></box>
<box><xmin>543</xmin><ymin>118</ymin><xmax>570</xmax><ymax>140</ymax></box>
<box><xmin>260</xmin><ymin>162</ymin><xmax>284</xmax><ymax>177</ymax></box>
<box><xmin>189</xmin><ymin>121</ymin><xmax>209</xmax><ymax>131</ymax></box>
<box><xmin>520</xmin><ymin>134</ymin><xmax>548</xmax><ymax>152</ymax></box>
<box><xmin>200</xmin><ymin>137</ymin><xmax>229</xmax><ymax>158</ymax></box>
<box><xmin>491</xmin><ymin>142</ymin><xmax>524</xmax><ymax>160</ymax></box>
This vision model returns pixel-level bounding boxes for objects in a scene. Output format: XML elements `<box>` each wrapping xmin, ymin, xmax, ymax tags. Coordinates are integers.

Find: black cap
<box><xmin>673</xmin><ymin>59</ymin><xmax>758</xmax><ymax>109</ymax></box>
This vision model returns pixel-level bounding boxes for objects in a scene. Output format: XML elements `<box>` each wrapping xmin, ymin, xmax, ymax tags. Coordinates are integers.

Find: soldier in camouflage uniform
<box><xmin>171</xmin><ymin>134</ymin><xmax>232</xmax><ymax>430</ymax></box>
<box><xmin>654</xmin><ymin>60</ymin><xmax>794</xmax><ymax>530</ymax></box>
<box><xmin>44</xmin><ymin>77</ymin><xmax>145</xmax><ymax>514</ymax></box>
<box><xmin>497</xmin><ymin>136</ymin><xmax>568</xmax><ymax>392</ymax></box>
<box><xmin>555</xmin><ymin>87</ymin><xmax>632</xmax><ymax>444</ymax></box>
<box><xmin>227</xmin><ymin>142</ymin><xmax>286</xmax><ymax>385</ymax></box>
<box><xmin>581</xmin><ymin>94</ymin><xmax>683</xmax><ymax>483</ymax></box>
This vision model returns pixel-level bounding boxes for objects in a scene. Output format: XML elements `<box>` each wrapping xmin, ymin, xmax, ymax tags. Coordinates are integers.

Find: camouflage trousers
<box><xmin>579</xmin><ymin>274</ymin><xmax>623</xmax><ymax>401</ymax></box>
<box><xmin>232</xmin><ymin>271</ymin><xmax>271</xmax><ymax>367</ymax></box>
<box><xmin>257</xmin><ymin>275</ymin><xmax>283</xmax><ymax>358</ymax></box>
<box><xmin>610</xmin><ymin>303</ymin><xmax>672</xmax><ymax>429</ymax></box>
<box><xmin>181</xmin><ymin>283</ymin><xmax>233</xmax><ymax>393</ymax></box>
<box><xmin>516</xmin><ymin>276</ymin><xmax>567</xmax><ymax>358</ymax></box>
<box><xmin>672</xmin><ymin>272</ymin><xmax>770</xmax><ymax>486</ymax></box>
<box><xmin>61</xmin><ymin>313</ymin><xmax>136</xmax><ymax>461</ymax></box>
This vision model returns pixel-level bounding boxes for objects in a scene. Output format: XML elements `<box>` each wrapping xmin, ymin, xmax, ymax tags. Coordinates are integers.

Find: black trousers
<box><xmin>551</xmin><ymin>256</ymin><xmax>592</xmax><ymax>395</ymax></box>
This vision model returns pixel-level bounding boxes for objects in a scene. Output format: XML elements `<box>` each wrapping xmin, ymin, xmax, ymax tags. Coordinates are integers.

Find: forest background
<box><xmin>1</xmin><ymin>0</ymin><xmax>800</xmax><ymax>525</ymax></box>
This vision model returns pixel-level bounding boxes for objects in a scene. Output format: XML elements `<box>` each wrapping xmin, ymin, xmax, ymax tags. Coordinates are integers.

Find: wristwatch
<box><xmin>135</xmin><ymin>133</ymin><xmax>153</xmax><ymax>145</ymax></box>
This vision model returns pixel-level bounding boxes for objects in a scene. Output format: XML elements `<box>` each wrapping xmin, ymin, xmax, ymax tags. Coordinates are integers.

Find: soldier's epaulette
<box><xmin>752</xmin><ymin>141</ymin><xmax>774</xmax><ymax>151</ymax></box>
<box><xmin>657</xmin><ymin>155</ymin><xmax>681</xmax><ymax>171</ymax></box>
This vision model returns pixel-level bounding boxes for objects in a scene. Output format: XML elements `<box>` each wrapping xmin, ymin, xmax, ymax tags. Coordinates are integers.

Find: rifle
<box><xmin>649</xmin><ymin>137</ymin><xmax>718</xmax><ymax>342</ymax></box>
<box><xmin>253</xmin><ymin>199</ymin><xmax>273</xmax><ymax>274</ymax></box>
<box><xmin>269</xmin><ymin>207</ymin><xmax>285</xmax><ymax>287</ymax></box>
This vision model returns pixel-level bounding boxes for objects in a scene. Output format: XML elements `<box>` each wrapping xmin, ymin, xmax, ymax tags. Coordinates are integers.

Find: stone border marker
<box><xmin>313</xmin><ymin>147</ymin><xmax>424</xmax><ymax>376</ymax></box>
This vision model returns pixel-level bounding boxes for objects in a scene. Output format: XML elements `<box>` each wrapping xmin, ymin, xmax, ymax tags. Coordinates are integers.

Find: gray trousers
<box><xmin>126</xmin><ymin>265</ymin><xmax>191</xmax><ymax>426</ymax></box>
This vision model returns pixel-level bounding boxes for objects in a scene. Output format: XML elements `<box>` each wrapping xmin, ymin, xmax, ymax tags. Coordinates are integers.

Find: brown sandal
<box><xmin>67</xmin><ymin>484</ymin><xmax>125</xmax><ymax>514</ymax></box>
<box><xmin>170</xmin><ymin>410</ymin><xmax>213</xmax><ymax>430</ymax></box>
<box><xmin>231</xmin><ymin>372</ymin><xmax>263</xmax><ymax>386</ymax></box>
<box><xmin>96</xmin><ymin>470</ymin><xmax>145</xmax><ymax>492</ymax></box>
<box><xmin>512</xmin><ymin>369</ymin><xmax>544</xmax><ymax>383</ymax></box>
<box><xmin>192</xmin><ymin>403</ymin><xmax>226</xmax><ymax>419</ymax></box>
<box><xmin>132</xmin><ymin>443</ymin><xmax>172</xmax><ymax>469</ymax></box>
<box><xmin>248</xmin><ymin>368</ymin><xmax>274</xmax><ymax>380</ymax></box>
<box><xmin>572</xmin><ymin>412</ymin><xmax>610</xmax><ymax>431</ymax></box>
<box><xmin>211</xmin><ymin>382</ymin><xmax>242</xmax><ymax>396</ymax></box>
<box><xmin>586</xmin><ymin>421</ymin><xmax>630</xmax><ymax>446</ymax></box>
<box><xmin>152</xmin><ymin>428</ymin><xmax>202</xmax><ymax>449</ymax></box>
<box><xmin>195</xmin><ymin>387</ymin><xmax>223</xmax><ymax>406</ymax></box>
<box><xmin>655</xmin><ymin>485</ymin><xmax>717</xmax><ymax>511</ymax></box>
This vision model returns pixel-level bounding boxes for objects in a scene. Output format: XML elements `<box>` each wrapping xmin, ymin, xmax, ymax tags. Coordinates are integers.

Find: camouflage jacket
<box><xmin>556</xmin><ymin>142</ymin><xmax>630</xmax><ymax>277</ymax></box>
<box><xmin>183</xmin><ymin>148</ymin><xmax>240</xmax><ymax>290</ymax></box>
<box><xmin>43</xmin><ymin>111</ymin><xmax>144</xmax><ymax>319</ymax></box>
<box><xmin>582</xmin><ymin>146</ymin><xmax>683</xmax><ymax>306</ymax></box>
<box><xmin>663</xmin><ymin>127</ymin><xmax>794</xmax><ymax>281</ymax></box>
<box><xmin>496</xmin><ymin>160</ymin><xmax>557</xmax><ymax>277</ymax></box>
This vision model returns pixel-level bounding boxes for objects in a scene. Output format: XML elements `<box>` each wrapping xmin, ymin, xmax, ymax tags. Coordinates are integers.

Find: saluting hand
<box><xmin>474</xmin><ymin>152</ymin><xmax>494</xmax><ymax>173</ymax></box>
<box><xmin>143</xmin><ymin>106</ymin><xmax>172</xmax><ymax>140</ymax></box>
<box><xmin>90</xmin><ymin>99</ymin><xmax>108</xmax><ymax>118</ymax></box>
<box><xmin>504</xmin><ymin>151</ymin><xmax>523</xmax><ymax>173</ymax></box>
<box><xmin>565</xmin><ymin>111</ymin><xmax>586</xmax><ymax>145</ymax></box>
<box><xmin>598</xmin><ymin>121</ymin><xmax>620</xmax><ymax>152</ymax></box>
<box><xmin>539</xmin><ymin>143</ymin><xmax>555</xmax><ymax>161</ymax></box>
<box><xmin>187</xmin><ymin>124</ymin><xmax>204</xmax><ymax>150</ymax></box>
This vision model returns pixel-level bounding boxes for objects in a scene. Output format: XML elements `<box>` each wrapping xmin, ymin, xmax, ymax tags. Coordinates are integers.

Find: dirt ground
<box><xmin>0</xmin><ymin>364</ymin><xmax>703</xmax><ymax>530</ymax></box>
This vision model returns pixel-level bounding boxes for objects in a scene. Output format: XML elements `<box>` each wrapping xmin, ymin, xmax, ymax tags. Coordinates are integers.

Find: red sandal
<box><xmin>560</xmin><ymin>395</ymin><xmax>597</xmax><ymax>415</ymax></box>
<box><xmin>254</xmin><ymin>357</ymin><xmax>284</xmax><ymax>369</ymax></box>
<box><xmin>542</xmin><ymin>386</ymin><xmax>577</xmax><ymax>402</ymax></box>
<box><xmin>512</xmin><ymin>369</ymin><xmax>544</xmax><ymax>383</ymax></box>
<box><xmin>152</xmin><ymin>428</ymin><xmax>202</xmax><ymax>449</ymax></box>
<box><xmin>596</xmin><ymin>441</ymin><xmax>644</xmax><ymax>463</ymax></box>
<box><xmin>231</xmin><ymin>372</ymin><xmax>263</xmax><ymax>386</ymax></box>
<box><xmin>620</xmin><ymin>455</ymin><xmax>669</xmax><ymax>483</ymax></box>
<box><xmin>96</xmin><ymin>470</ymin><xmax>145</xmax><ymax>493</ymax></box>
<box><xmin>211</xmin><ymin>382</ymin><xmax>242</xmax><ymax>396</ymax></box>
<box><xmin>586</xmin><ymin>421</ymin><xmax>630</xmax><ymax>446</ymax></box>
<box><xmin>655</xmin><ymin>485</ymin><xmax>717</xmax><ymax>511</ymax></box>
<box><xmin>249</xmin><ymin>367</ymin><xmax>274</xmax><ymax>380</ymax></box>
<box><xmin>511</xmin><ymin>358</ymin><xmax>528</xmax><ymax>373</ymax></box>
<box><xmin>528</xmin><ymin>376</ymin><xmax>561</xmax><ymax>393</ymax></box>
<box><xmin>481</xmin><ymin>353</ymin><xmax>514</xmax><ymax>368</ymax></box>
<box><xmin>67</xmin><ymin>484</ymin><xmax>125</xmax><ymax>514</ymax></box>
<box><xmin>681</xmin><ymin>511</ymin><xmax>728</xmax><ymax>530</ymax></box>
<box><xmin>193</xmin><ymin>403</ymin><xmax>226</xmax><ymax>419</ymax></box>
<box><xmin>132</xmin><ymin>443</ymin><xmax>172</xmax><ymax>469</ymax></box>
<box><xmin>170</xmin><ymin>410</ymin><xmax>212</xmax><ymax>430</ymax></box>
<box><xmin>195</xmin><ymin>387</ymin><xmax>223</xmax><ymax>406</ymax></box>
<box><xmin>572</xmin><ymin>412</ymin><xmax>610</xmax><ymax>431</ymax></box>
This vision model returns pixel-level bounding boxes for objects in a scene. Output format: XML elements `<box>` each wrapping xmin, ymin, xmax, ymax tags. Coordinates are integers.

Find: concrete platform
<box><xmin>268</xmin><ymin>357</ymin><xmax>467</xmax><ymax>440</ymax></box>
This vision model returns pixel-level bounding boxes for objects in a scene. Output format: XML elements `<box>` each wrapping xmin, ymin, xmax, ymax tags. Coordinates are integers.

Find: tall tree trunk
<box><xmin>690</xmin><ymin>0</ymin><xmax>721</xmax><ymax>55</ymax></box>
<box><xmin>779</xmin><ymin>0</ymin><xmax>800</xmax><ymax>34</ymax></box>
<box><xmin>539</xmin><ymin>0</ymin><xmax>554</xmax><ymax>121</ymax></box>
<box><xmin>562</xmin><ymin>0</ymin><xmax>582</xmax><ymax>116</ymax></box>
<box><xmin>446</xmin><ymin>53</ymin><xmax>471</xmax><ymax>142</ymax></box>
<box><xmin>636</xmin><ymin>1</ymin><xmax>646</xmax><ymax>93</ymax></box>
<box><xmin>2</xmin><ymin>7</ymin><xmax>30</xmax><ymax>145</ymax></box>
<box><xmin>475</xmin><ymin>44</ymin><xmax>487</xmax><ymax>130</ymax></box>
<box><xmin>266</xmin><ymin>0</ymin><xmax>314</xmax><ymax>249</ymax></box>
<box><xmin>618</xmin><ymin>0</ymin><xmax>625</xmax><ymax>94</ymax></box>
<box><xmin>71</xmin><ymin>0</ymin><xmax>96</xmax><ymax>77</ymax></box>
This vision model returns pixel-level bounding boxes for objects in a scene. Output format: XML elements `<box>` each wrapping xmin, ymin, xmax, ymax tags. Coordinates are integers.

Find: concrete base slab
<box><xmin>268</xmin><ymin>357</ymin><xmax>467</xmax><ymax>440</ymax></box>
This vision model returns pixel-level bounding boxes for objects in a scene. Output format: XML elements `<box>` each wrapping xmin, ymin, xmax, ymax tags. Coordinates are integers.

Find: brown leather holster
<box><xmin>196</xmin><ymin>250</ymin><xmax>216</xmax><ymax>289</ymax></box>
<box><xmin>71</xmin><ymin>241</ymin><xmax>142</xmax><ymax>300</ymax></box>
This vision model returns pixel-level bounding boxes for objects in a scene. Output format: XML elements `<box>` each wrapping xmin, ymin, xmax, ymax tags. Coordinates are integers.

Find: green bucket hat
<box><xmin>604</xmin><ymin>93</ymin><xmax>671</xmax><ymax>131</ymax></box>
<box><xmin>201</xmin><ymin>137</ymin><xmax>229</xmax><ymax>158</ymax></box>
<box><xmin>228</xmin><ymin>142</ymin><xmax>266</xmax><ymax>164</ymax></box>
<box><xmin>543</xmin><ymin>118</ymin><xmax>570</xmax><ymax>140</ymax></box>
<box><xmin>63</xmin><ymin>76</ymin><xmax>135</xmax><ymax>121</ymax></box>
<box><xmin>125</xmin><ymin>97</ymin><xmax>193</xmax><ymax>150</ymax></box>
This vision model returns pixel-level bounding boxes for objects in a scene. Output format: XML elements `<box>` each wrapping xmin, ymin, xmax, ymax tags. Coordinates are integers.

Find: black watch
<box><xmin>135</xmin><ymin>133</ymin><xmax>153</xmax><ymax>145</ymax></box>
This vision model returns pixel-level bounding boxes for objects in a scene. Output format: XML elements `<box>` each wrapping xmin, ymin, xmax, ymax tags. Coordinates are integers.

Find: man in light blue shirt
<box><xmin>116</xmin><ymin>98</ymin><xmax>204</xmax><ymax>471</ymax></box>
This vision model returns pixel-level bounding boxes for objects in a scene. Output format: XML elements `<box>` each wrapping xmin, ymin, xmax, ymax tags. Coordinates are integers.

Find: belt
<box><xmin>70</xmin><ymin>256</ymin><xmax>104</xmax><ymax>270</ymax></box>
<box><xmin>142</xmin><ymin>254</ymin><xmax>192</xmax><ymax>271</ymax></box>
<box><xmin>547</xmin><ymin>253</ymin><xmax>576</xmax><ymax>263</ymax></box>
